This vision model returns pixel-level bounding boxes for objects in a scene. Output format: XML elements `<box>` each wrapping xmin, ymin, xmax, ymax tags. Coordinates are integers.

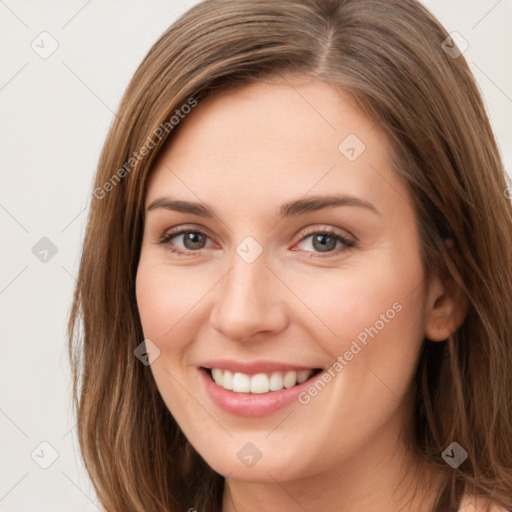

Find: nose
<box><xmin>209</xmin><ymin>250</ymin><xmax>289</xmax><ymax>342</ymax></box>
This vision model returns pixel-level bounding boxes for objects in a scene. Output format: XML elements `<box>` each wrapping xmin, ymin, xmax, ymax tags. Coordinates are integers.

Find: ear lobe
<box><xmin>424</xmin><ymin>275</ymin><xmax>468</xmax><ymax>342</ymax></box>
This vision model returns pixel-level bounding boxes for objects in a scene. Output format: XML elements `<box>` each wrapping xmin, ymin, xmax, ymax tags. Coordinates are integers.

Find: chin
<box><xmin>197</xmin><ymin>439</ymin><xmax>306</xmax><ymax>483</ymax></box>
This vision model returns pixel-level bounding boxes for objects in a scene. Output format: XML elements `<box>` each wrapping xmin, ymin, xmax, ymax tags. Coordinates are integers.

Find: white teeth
<box><xmin>211</xmin><ymin>368</ymin><xmax>223</xmax><ymax>386</ymax></box>
<box><xmin>297</xmin><ymin>370</ymin><xmax>311</xmax><ymax>384</ymax></box>
<box><xmin>283</xmin><ymin>371</ymin><xmax>297</xmax><ymax>388</ymax></box>
<box><xmin>212</xmin><ymin>368</ymin><xmax>234</xmax><ymax>390</ymax></box>
<box><xmin>209</xmin><ymin>368</ymin><xmax>316</xmax><ymax>393</ymax></box>
<box><xmin>232</xmin><ymin>372</ymin><xmax>250</xmax><ymax>393</ymax></box>
<box><xmin>250</xmin><ymin>373</ymin><xmax>269</xmax><ymax>394</ymax></box>
<box><xmin>223</xmin><ymin>370</ymin><xmax>233</xmax><ymax>390</ymax></box>
<box><xmin>269</xmin><ymin>372</ymin><xmax>283</xmax><ymax>391</ymax></box>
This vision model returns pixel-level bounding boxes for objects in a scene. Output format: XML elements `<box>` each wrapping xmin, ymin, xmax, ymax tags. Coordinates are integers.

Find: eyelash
<box><xmin>157</xmin><ymin>225</ymin><xmax>355</xmax><ymax>258</ymax></box>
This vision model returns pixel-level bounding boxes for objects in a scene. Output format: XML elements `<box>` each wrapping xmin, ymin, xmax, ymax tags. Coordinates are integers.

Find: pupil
<box><xmin>184</xmin><ymin>232</ymin><xmax>205</xmax><ymax>250</ymax></box>
<box><xmin>313</xmin><ymin>234</ymin><xmax>336</xmax><ymax>252</ymax></box>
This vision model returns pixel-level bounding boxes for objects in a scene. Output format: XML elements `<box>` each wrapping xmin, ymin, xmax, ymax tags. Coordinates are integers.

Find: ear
<box><xmin>424</xmin><ymin>266</ymin><xmax>468</xmax><ymax>342</ymax></box>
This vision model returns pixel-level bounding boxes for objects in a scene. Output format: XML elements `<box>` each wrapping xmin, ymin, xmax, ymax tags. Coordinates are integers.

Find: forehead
<box><xmin>146</xmin><ymin>78</ymin><xmax>409</xmax><ymax>220</ymax></box>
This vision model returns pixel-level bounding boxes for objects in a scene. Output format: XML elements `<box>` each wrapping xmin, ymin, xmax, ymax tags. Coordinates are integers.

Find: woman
<box><xmin>68</xmin><ymin>0</ymin><xmax>512</xmax><ymax>510</ymax></box>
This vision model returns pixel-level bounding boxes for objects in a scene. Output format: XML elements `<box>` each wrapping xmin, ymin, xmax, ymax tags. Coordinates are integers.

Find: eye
<box><xmin>158</xmin><ymin>228</ymin><xmax>214</xmax><ymax>255</ymax></box>
<box><xmin>157</xmin><ymin>225</ymin><xmax>355</xmax><ymax>257</ymax></box>
<box><xmin>293</xmin><ymin>228</ymin><xmax>354</xmax><ymax>256</ymax></box>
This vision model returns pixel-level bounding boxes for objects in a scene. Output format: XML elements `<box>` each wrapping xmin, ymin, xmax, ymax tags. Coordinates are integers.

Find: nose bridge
<box><xmin>209</xmin><ymin>246</ymin><xmax>287</xmax><ymax>340</ymax></box>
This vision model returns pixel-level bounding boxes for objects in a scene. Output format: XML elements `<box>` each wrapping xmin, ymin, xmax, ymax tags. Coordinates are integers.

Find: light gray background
<box><xmin>0</xmin><ymin>1</ymin><xmax>510</xmax><ymax>510</ymax></box>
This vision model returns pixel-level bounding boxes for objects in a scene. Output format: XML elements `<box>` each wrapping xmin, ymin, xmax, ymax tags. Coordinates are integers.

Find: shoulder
<box><xmin>458</xmin><ymin>493</ymin><xmax>510</xmax><ymax>512</ymax></box>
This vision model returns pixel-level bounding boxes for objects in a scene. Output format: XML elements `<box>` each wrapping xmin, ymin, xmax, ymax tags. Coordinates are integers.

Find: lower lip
<box><xmin>198</xmin><ymin>367</ymin><xmax>320</xmax><ymax>417</ymax></box>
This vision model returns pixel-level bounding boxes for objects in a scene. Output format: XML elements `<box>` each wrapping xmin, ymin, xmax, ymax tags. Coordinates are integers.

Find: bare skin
<box><xmin>135</xmin><ymin>77</ymin><xmax>499</xmax><ymax>511</ymax></box>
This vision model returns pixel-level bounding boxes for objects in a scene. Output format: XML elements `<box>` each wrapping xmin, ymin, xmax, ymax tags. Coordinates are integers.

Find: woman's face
<box><xmin>136</xmin><ymin>78</ymin><xmax>439</xmax><ymax>483</ymax></box>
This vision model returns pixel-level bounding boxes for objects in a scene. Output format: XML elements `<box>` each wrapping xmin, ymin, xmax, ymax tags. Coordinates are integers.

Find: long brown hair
<box><xmin>67</xmin><ymin>1</ymin><xmax>512</xmax><ymax>510</ymax></box>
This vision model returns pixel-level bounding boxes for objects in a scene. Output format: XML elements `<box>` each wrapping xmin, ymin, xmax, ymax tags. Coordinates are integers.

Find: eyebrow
<box><xmin>146</xmin><ymin>194</ymin><xmax>380</xmax><ymax>218</ymax></box>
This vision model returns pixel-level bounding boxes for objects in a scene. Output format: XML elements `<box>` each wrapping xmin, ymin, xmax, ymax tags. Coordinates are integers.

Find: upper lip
<box><xmin>199</xmin><ymin>359</ymin><xmax>322</xmax><ymax>375</ymax></box>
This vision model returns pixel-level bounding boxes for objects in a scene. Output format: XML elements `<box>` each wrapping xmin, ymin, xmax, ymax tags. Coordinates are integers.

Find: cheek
<box><xmin>135</xmin><ymin>258</ymin><xmax>205</xmax><ymax>412</ymax></box>
<box><xmin>136</xmin><ymin>269</ymin><xmax>174</xmax><ymax>342</ymax></box>
<box><xmin>135</xmin><ymin>257</ymin><xmax>210</xmax><ymax>345</ymax></box>
<box><xmin>286</xmin><ymin>253</ymin><xmax>427</xmax><ymax>458</ymax></box>
<box><xmin>301</xmin><ymin>247</ymin><xmax>427</xmax><ymax>374</ymax></box>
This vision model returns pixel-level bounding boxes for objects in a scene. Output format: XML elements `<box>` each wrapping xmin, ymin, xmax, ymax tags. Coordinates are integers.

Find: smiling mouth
<box><xmin>202</xmin><ymin>367</ymin><xmax>323</xmax><ymax>394</ymax></box>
